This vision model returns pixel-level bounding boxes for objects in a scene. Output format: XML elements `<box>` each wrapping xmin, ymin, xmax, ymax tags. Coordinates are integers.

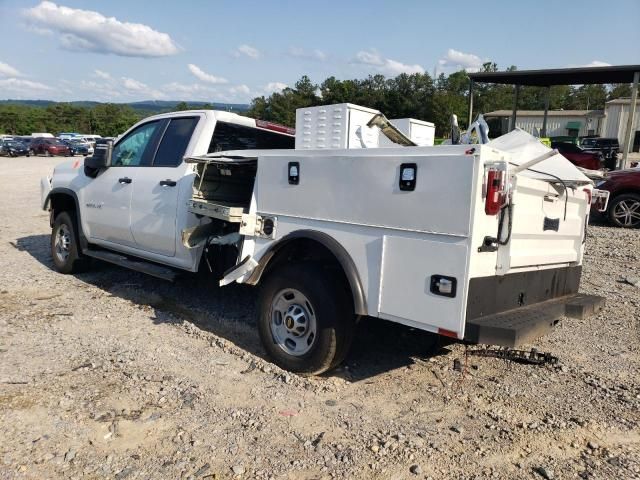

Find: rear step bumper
<box><xmin>464</xmin><ymin>294</ymin><xmax>605</xmax><ymax>347</ymax></box>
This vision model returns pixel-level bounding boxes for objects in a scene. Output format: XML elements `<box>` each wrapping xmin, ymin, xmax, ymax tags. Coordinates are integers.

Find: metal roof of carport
<box><xmin>466</xmin><ymin>65</ymin><xmax>640</xmax><ymax>169</ymax></box>
<box><xmin>468</xmin><ymin>64</ymin><xmax>640</xmax><ymax>86</ymax></box>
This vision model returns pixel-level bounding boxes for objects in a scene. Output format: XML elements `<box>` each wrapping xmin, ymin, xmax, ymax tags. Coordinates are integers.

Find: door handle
<box><xmin>159</xmin><ymin>179</ymin><xmax>177</xmax><ymax>187</ymax></box>
<box><xmin>118</xmin><ymin>177</ymin><xmax>132</xmax><ymax>184</ymax></box>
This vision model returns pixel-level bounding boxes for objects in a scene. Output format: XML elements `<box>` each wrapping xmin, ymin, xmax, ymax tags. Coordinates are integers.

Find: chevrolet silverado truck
<box><xmin>41</xmin><ymin>105</ymin><xmax>604</xmax><ymax>375</ymax></box>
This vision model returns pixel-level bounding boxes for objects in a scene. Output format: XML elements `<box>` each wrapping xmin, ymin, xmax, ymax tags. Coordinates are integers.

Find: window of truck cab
<box><xmin>111</xmin><ymin>120</ymin><xmax>163</xmax><ymax>167</ymax></box>
<box><xmin>111</xmin><ymin>117</ymin><xmax>200</xmax><ymax>168</ymax></box>
<box><xmin>208</xmin><ymin>121</ymin><xmax>295</xmax><ymax>152</ymax></box>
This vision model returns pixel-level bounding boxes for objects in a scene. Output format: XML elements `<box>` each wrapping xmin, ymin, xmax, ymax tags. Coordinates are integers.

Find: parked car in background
<box><xmin>15</xmin><ymin>136</ymin><xmax>33</xmax><ymax>149</ymax></box>
<box><xmin>58</xmin><ymin>132</ymin><xmax>82</xmax><ymax>141</ymax></box>
<box><xmin>549</xmin><ymin>135</ymin><xmax>580</xmax><ymax>146</ymax></box>
<box><xmin>580</xmin><ymin>137</ymin><xmax>620</xmax><ymax>170</ymax></box>
<box><xmin>551</xmin><ymin>142</ymin><xmax>603</xmax><ymax>171</ymax></box>
<box><xmin>60</xmin><ymin>139</ymin><xmax>90</xmax><ymax>156</ymax></box>
<box><xmin>0</xmin><ymin>139</ymin><xmax>30</xmax><ymax>157</ymax></box>
<box><xmin>594</xmin><ymin>169</ymin><xmax>640</xmax><ymax>228</ymax></box>
<box><xmin>80</xmin><ymin>134</ymin><xmax>102</xmax><ymax>148</ymax></box>
<box><xmin>30</xmin><ymin>137</ymin><xmax>70</xmax><ymax>157</ymax></box>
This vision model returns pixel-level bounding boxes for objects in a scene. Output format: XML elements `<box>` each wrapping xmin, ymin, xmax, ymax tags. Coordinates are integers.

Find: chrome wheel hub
<box><xmin>613</xmin><ymin>200</ymin><xmax>640</xmax><ymax>227</ymax></box>
<box><xmin>270</xmin><ymin>288</ymin><xmax>317</xmax><ymax>356</ymax></box>
<box><xmin>54</xmin><ymin>224</ymin><xmax>72</xmax><ymax>263</ymax></box>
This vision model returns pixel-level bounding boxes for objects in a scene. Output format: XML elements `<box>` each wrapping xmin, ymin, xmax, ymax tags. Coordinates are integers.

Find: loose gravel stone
<box><xmin>0</xmin><ymin>158</ymin><xmax>638</xmax><ymax>480</ymax></box>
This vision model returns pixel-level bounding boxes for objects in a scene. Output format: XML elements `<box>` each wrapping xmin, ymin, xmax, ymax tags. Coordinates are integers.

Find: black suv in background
<box><xmin>580</xmin><ymin>137</ymin><xmax>620</xmax><ymax>169</ymax></box>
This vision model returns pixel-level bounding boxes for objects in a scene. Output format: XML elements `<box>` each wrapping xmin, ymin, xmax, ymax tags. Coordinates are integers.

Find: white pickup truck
<box><xmin>41</xmin><ymin>105</ymin><xmax>604</xmax><ymax>374</ymax></box>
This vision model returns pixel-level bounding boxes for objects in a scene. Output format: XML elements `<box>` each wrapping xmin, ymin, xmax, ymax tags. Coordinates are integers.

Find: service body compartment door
<box><xmin>378</xmin><ymin>235</ymin><xmax>469</xmax><ymax>337</ymax></box>
<box><xmin>497</xmin><ymin>176</ymin><xmax>589</xmax><ymax>272</ymax></box>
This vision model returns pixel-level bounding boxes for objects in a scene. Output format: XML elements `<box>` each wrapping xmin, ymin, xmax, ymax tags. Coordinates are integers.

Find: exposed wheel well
<box><xmin>47</xmin><ymin>191</ymin><xmax>88</xmax><ymax>250</ymax></box>
<box><xmin>608</xmin><ymin>189</ymin><xmax>640</xmax><ymax>203</ymax></box>
<box><xmin>248</xmin><ymin>232</ymin><xmax>367</xmax><ymax>315</ymax></box>
<box><xmin>49</xmin><ymin>193</ymin><xmax>77</xmax><ymax>225</ymax></box>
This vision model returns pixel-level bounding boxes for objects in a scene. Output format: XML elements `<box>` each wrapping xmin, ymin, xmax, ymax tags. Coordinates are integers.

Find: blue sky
<box><xmin>1</xmin><ymin>0</ymin><xmax>639</xmax><ymax>103</ymax></box>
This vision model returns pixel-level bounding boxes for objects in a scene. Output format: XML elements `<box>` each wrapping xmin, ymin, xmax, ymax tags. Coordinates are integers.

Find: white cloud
<box><xmin>234</xmin><ymin>44</ymin><xmax>260</xmax><ymax>59</ymax></box>
<box><xmin>93</xmin><ymin>69</ymin><xmax>111</xmax><ymax>80</ymax></box>
<box><xmin>22</xmin><ymin>1</ymin><xmax>179</xmax><ymax>57</ymax></box>
<box><xmin>0</xmin><ymin>61</ymin><xmax>21</xmax><ymax>77</ymax></box>
<box><xmin>438</xmin><ymin>48</ymin><xmax>484</xmax><ymax>72</ymax></box>
<box><xmin>121</xmin><ymin>77</ymin><xmax>147</xmax><ymax>91</ymax></box>
<box><xmin>0</xmin><ymin>77</ymin><xmax>53</xmax><ymax>98</ymax></box>
<box><xmin>263</xmin><ymin>82</ymin><xmax>288</xmax><ymax>94</ymax></box>
<box><xmin>353</xmin><ymin>50</ymin><xmax>424</xmax><ymax>76</ymax></box>
<box><xmin>120</xmin><ymin>76</ymin><xmax>165</xmax><ymax>99</ymax></box>
<box><xmin>288</xmin><ymin>47</ymin><xmax>326</xmax><ymax>61</ymax></box>
<box><xmin>187</xmin><ymin>64</ymin><xmax>228</xmax><ymax>84</ymax></box>
<box><xmin>568</xmin><ymin>60</ymin><xmax>612</xmax><ymax>68</ymax></box>
<box><xmin>229</xmin><ymin>84</ymin><xmax>251</xmax><ymax>96</ymax></box>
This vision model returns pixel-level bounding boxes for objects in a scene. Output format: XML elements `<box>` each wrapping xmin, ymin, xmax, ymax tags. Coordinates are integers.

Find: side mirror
<box><xmin>84</xmin><ymin>139</ymin><xmax>113</xmax><ymax>176</ymax></box>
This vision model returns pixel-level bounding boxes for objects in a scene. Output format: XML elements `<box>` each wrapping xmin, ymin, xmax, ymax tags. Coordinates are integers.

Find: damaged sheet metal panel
<box><xmin>488</xmin><ymin>129</ymin><xmax>591</xmax><ymax>184</ymax></box>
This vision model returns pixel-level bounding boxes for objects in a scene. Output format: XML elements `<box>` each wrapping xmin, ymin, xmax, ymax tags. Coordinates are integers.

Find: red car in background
<box><xmin>30</xmin><ymin>137</ymin><xmax>70</xmax><ymax>157</ymax></box>
<box><xmin>552</xmin><ymin>142</ymin><xmax>603</xmax><ymax>171</ymax></box>
<box><xmin>593</xmin><ymin>168</ymin><xmax>640</xmax><ymax>228</ymax></box>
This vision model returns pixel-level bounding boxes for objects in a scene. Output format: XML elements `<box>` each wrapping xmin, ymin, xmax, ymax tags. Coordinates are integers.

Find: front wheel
<box><xmin>257</xmin><ymin>263</ymin><xmax>355</xmax><ymax>375</ymax></box>
<box><xmin>51</xmin><ymin>211</ymin><xmax>90</xmax><ymax>273</ymax></box>
<box><xmin>608</xmin><ymin>193</ymin><xmax>640</xmax><ymax>228</ymax></box>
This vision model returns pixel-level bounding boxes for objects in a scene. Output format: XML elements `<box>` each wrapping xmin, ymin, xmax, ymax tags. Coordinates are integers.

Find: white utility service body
<box><xmin>41</xmin><ymin>105</ymin><xmax>603</xmax><ymax>374</ymax></box>
<box><xmin>191</xmin><ymin>140</ymin><xmax>593</xmax><ymax>342</ymax></box>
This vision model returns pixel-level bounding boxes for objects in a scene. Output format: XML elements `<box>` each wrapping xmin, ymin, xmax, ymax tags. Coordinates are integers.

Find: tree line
<box><xmin>247</xmin><ymin>63</ymin><xmax>631</xmax><ymax>136</ymax></box>
<box><xmin>0</xmin><ymin>63</ymin><xmax>631</xmax><ymax>138</ymax></box>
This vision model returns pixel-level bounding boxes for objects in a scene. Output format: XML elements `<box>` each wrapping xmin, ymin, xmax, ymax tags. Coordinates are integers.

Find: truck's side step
<box><xmin>83</xmin><ymin>249</ymin><xmax>178</xmax><ymax>281</ymax></box>
<box><xmin>465</xmin><ymin>294</ymin><xmax>605</xmax><ymax>347</ymax></box>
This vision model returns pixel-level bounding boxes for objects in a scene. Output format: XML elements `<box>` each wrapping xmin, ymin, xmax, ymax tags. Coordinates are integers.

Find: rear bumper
<box><xmin>464</xmin><ymin>266</ymin><xmax>605</xmax><ymax>346</ymax></box>
<box><xmin>464</xmin><ymin>293</ymin><xmax>604</xmax><ymax>346</ymax></box>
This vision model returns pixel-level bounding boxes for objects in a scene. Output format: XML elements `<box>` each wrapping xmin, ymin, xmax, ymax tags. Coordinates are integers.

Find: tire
<box><xmin>29</xmin><ymin>149</ymin><xmax>35</xmax><ymax>157</ymax></box>
<box><xmin>257</xmin><ymin>263</ymin><xmax>356</xmax><ymax>375</ymax></box>
<box><xmin>607</xmin><ymin>193</ymin><xmax>640</xmax><ymax>228</ymax></box>
<box><xmin>45</xmin><ymin>150</ymin><xmax>52</xmax><ymax>157</ymax></box>
<box><xmin>51</xmin><ymin>211</ymin><xmax>90</xmax><ymax>274</ymax></box>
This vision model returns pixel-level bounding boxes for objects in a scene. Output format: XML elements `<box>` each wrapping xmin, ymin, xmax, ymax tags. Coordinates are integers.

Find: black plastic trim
<box><xmin>246</xmin><ymin>229</ymin><xmax>367</xmax><ymax>315</ymax></box>
<box><xmin>45</xmin><ymin>188</ymin><xmax>88</xmax><ymax>250</ymax></box>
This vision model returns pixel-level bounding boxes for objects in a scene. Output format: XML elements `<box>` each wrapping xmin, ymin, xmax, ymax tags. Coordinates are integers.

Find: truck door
<box><xmin>83</xmin><ymin>120</ymin><xmax>163</xmax><ymax>246</ymax></box>
<box><xmin>129</xmin><ymin>117</ymin><xmax>199</xmax><ymax>256</ymax></box>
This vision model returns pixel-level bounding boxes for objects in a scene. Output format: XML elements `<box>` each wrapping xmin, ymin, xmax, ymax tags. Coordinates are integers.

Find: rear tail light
<box><xmin>583</xmin><ymin>188</ymin><xmax>592</xmax><ymax>205</ymax></box>
<box><xmin>484</xmin><ymin>168</ymin><xmax>506</xmax><ymax>215</ymax></box>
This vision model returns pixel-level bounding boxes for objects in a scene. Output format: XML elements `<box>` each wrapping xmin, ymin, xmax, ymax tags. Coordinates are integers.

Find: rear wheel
<box><xmin>51</xmin><ymin>211</ymin><xmax>90</xmax><ymax>273</ymax></box>
<box><xmin>608</xmin><ymin>193</ymin><xmax>640</xmax><ymax>228</ymax></box>
<box><xmin>257</xmin><ymin>263</ymin><xmax>355</xmax><ymax>375</ymax></box>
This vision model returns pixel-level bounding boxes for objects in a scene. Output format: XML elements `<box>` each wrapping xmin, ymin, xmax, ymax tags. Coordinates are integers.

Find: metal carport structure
<box><xmin>467</xmin><ymin>65</ymin><xmax>640</xmax><ymax>169</ymax></box>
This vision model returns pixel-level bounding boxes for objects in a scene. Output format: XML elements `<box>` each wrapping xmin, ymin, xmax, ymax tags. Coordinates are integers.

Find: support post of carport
<box><xmin>541</xmin><ymin>86</ymin><xmax>550</xmax><ymax>137</ymax></box>
<box><xmin>468</xmin><ymin>79</ymin><xmax>474</xmax><ymax>128</ymax></box>
<box><xmin>510</xmin><ymin>85</ymin><xmax>520</xmax><ymax>132</ymax></box>
<box><xmin>620</xmin><ymin>71</ymin><xmax>639</xmax><ymax>169</ymax></box>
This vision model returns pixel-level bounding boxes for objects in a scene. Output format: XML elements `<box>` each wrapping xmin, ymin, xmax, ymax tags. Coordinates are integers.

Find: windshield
<box><xmin>6</xmin><ymin>141</ymin><xmax>24</xmax><ymax>147</ymax></box>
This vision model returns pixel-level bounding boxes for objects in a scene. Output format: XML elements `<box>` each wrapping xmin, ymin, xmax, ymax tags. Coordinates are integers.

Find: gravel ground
<box><xmin>0</xmin><ymin>156</ymin><xmax>639</xmax><ymax>480</ymax></box>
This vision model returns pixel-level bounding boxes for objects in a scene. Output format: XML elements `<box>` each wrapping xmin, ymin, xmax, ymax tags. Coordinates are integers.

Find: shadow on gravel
<box><xmin>16</xmin><ymin>233</ymin><xmax>447</xmax><ymax>381</ymax></box>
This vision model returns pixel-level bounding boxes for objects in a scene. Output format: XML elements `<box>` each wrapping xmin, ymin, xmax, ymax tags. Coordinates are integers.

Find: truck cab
<box><xmin>42</xmin><ymin>110</ymin><xmax>294</xmax><ymax>272</ymax></box>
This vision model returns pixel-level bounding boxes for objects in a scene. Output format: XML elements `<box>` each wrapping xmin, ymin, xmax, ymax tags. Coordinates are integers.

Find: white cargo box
<box><xmin>295</xmin><ymin>103</ymin><xmax>380</xmax><ymax>149</ymax></box>
<box><xmin>379</xmin><ymin>118</ymin><xmax>435</xmax><ymax>147</ymax></box>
